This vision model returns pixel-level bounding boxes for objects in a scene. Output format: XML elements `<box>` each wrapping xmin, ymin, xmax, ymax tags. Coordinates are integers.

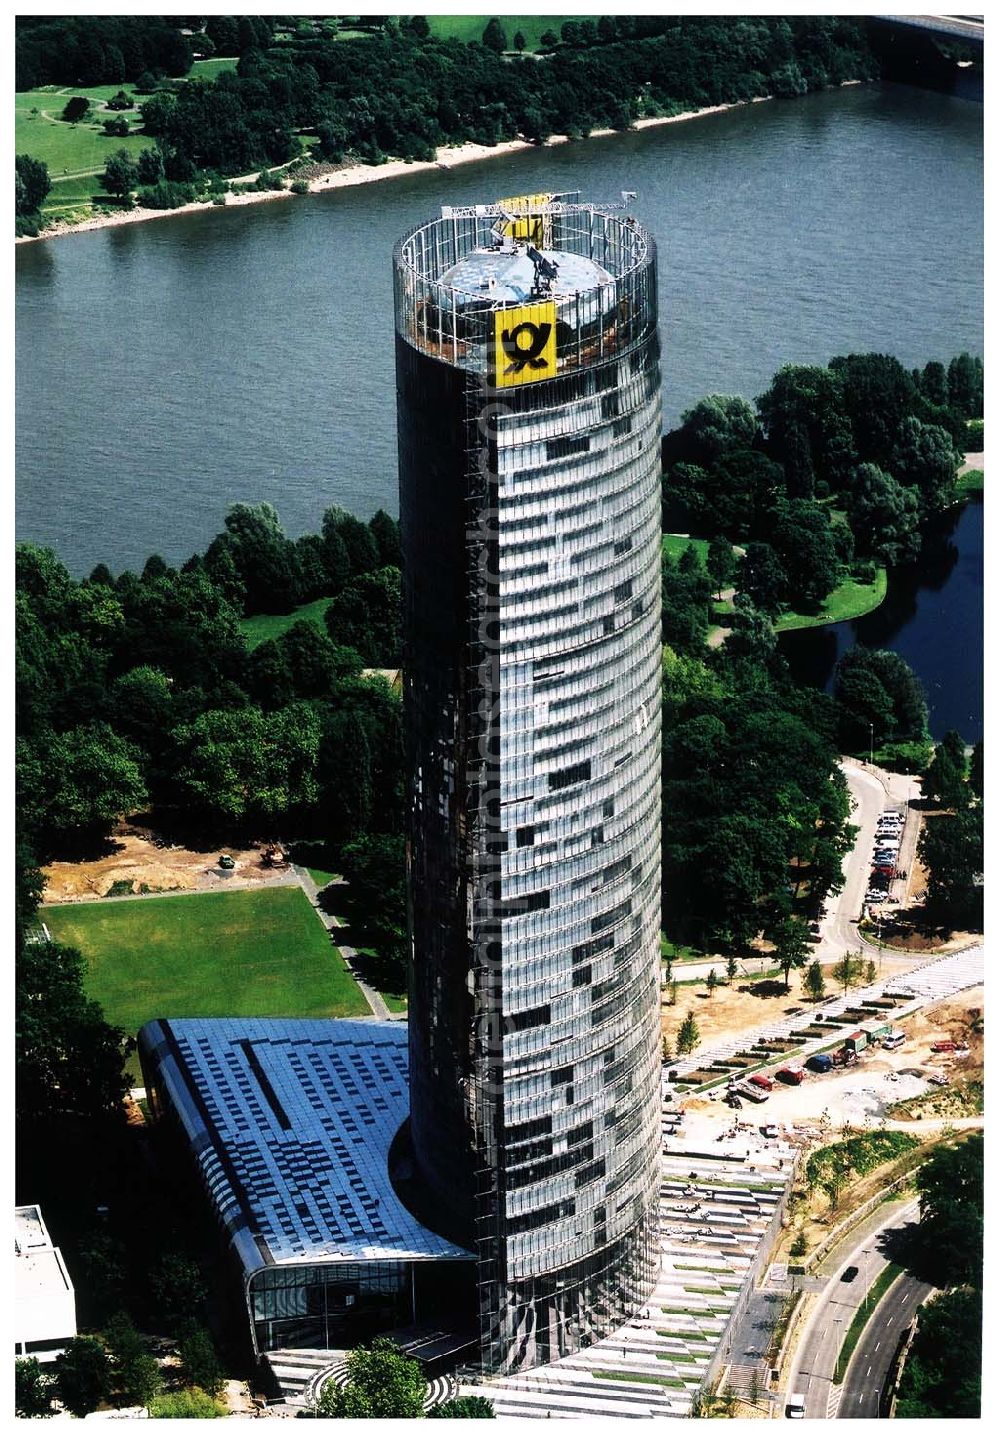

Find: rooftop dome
<box><xmin>439</xmin><ymin>247</ymin><xmax>614</xmax><ymax>305</ymax></box>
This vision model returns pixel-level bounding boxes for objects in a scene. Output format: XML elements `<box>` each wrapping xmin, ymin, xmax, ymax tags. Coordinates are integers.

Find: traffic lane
<box><xmin>789</xmin><ymin>1199</ymin><xmax>920</xmax><ymax>1418</ymax></box>
<box><xmin>840</xmin><ymin>1273</ymin><xmax>933</xmax><ymax>1419</ymax></box>
<box><xmin>819</xmin><ymin>762</ymin><xmax>884</xmax><ymax>959</ymax></box>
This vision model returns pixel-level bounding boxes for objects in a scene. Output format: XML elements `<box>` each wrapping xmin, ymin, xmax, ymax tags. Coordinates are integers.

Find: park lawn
<box><xmin>775</xmin><ymin>569</ymin><xmax>887</xmax><ymax>633</ymax></box>
<box><xmin>17</xmin><ymin>88</ymin><xmax>152</xmax><ymax>178</ymax></box>
<box><xmin>241</xmin><ymin>596</ymin><xmax>333</xmax><ymax>650</ymax></box>
<box><xmin>427</xmin><ymin>16</ymin><xmax>581</xmax><ymax>49</ymax></box>
<box><xmin>43</xmin><ymin>887</ymin><xmax>368</xmax><ymax>1078</ymax></box>
<box><xmin>662</xmin><ymin>533</ymin><xmax>710</xmax><ymax>566</ymax></box>
<box><xmin>190</xmin><ymin>57</ymin><xmax>239</xmax><ymax>80</ymax></box>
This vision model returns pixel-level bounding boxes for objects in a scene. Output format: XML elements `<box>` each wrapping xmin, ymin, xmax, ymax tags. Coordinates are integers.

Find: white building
<box><xmin>15</xmin><ymin>1205</ymin><xmax>77</xmax><ymax>1361</ymax></box>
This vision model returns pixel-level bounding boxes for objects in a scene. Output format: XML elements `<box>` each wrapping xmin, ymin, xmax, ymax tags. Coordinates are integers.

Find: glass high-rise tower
<box><xmin>393</xmin><ymin>198</ymin><xmax>662</xmax><ymax>1374</ymax></box>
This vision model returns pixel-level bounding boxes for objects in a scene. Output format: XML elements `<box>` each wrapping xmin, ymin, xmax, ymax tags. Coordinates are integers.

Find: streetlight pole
<box><xmin>869</xmin><ymin>722</ymin><xmax>874</xmax><ymax>767</ymax></box>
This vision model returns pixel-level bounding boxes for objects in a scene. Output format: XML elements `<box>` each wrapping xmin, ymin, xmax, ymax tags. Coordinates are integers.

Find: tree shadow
<box><xmin>736</xmin><ymin>980</ymin><xmax>789</xmax><ymax>1000</ymax></box>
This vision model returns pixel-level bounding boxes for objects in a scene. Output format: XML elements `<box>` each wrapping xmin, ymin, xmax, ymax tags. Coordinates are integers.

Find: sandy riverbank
<box><xmin>17</xmin><ymin>95</ymin><xmax>779</xmax><ymax>245</ymax></box>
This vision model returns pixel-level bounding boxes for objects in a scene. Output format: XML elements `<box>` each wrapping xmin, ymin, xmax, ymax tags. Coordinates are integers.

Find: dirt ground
<box><xmin>42</xmin><ymin>824</ymin><xmax>288</xmax><ymax>903</ymax></box>
<box><xmin>678</xmin><ymin>988</ymin><xmax>984</xmax><ymax>1139</ymax></box>
<box><xmin>661</xmin><ymin>971</ymin><xmax>817</xmax><ymax>1052</ymax></box>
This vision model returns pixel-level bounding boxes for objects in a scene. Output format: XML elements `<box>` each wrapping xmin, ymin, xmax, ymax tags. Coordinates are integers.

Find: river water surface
<box><xmin>15</xmin><ymin>81</ymin><xmax>982</xmax><ymax>730</ymax></box>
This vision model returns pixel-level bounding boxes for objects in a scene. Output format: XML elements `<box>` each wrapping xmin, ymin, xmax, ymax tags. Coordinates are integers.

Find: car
<box><xmin>761</xmin><ymin>1123</ymin><xmax>779</xmax><ymax>1138</ymax></box>
<box><xmin>750</xmin><ymin>1074</ymin><xmax>774</xmax><ymax>1091</ymax></box>
<box><xmin>776</xmin><ymin>1067</ymin><xmax>804</xmax><ymax>1085</ymax></box>
<box><xmin>927</xmin><ymin>1073</ymin><xmax>948</xmax><ymax>1086</ymax></box>
<box><xmin>218</xmin><ymin>854</ymin><xmax>236</xmax><ymax>870</ymax></box>
<box><xmin>931</xmin><ymin>1041</ymin><xmax>957</xmax><ymax>1053</ymax></box>
<box><xmin>841</xmin><ymin>1265</ymin><xmax>859</xmax><ymax>1282</ymax></box>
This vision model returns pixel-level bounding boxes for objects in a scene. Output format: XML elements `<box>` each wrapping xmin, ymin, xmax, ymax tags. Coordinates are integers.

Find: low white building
<box><xmin>15</xmin><ymin>1205</ymin><xmax>77</xmax><ymax>1362</ymax></box>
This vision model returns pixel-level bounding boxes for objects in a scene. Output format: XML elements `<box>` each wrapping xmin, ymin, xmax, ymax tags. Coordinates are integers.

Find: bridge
<box><xmin>874</xmin><ymin>14</ymin><xmax>983</xmax><ymax>48</ymax></box>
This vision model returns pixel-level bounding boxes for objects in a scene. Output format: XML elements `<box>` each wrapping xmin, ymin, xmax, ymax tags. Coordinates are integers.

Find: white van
<box><xmin>786</xmin><ymin>1392</ymin><xmax>807</xmax><ymax>1418</ymax></box>
<box><xmin>882</xmin><ymin>1030</ymin><xmax>905</xmax><ymax>1050</ymax></box>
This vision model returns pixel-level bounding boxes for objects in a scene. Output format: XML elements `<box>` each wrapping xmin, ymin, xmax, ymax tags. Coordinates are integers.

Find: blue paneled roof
<box><xmin>139</xmin><ymin>1018</ymin><xmax>471</xmax><ymax>1277</ymax></box>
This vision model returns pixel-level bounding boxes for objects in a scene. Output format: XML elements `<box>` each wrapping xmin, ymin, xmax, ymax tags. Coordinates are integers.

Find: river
<box><xmin>15</xmin><ymin>81</ymin><xmax>982</xmax><ymax>727</ymax></box>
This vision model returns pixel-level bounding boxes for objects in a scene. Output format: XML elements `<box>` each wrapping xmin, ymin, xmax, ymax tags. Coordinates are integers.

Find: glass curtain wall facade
<box><xmin>394</xmin><ymin>201</ymin><xmax>662</xmax><ymax>1374</ymax></box>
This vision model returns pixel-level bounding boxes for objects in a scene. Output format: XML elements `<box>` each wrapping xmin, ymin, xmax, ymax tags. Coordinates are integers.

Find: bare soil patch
<box><xmin>661</xmin><ymin>972</ymin><xmax>814</xmax><ymax>1052</ymax></box>
<box><xmin>43</xmin><ymin>823</ymin><xmax>285</xmax><ymax>903</ymax></box>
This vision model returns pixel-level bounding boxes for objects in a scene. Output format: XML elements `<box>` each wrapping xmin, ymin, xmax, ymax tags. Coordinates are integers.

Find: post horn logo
<box><xmin>493</xmin><ymin>302</ymin><xmax>557</xmax><ymax>388</ymax></box>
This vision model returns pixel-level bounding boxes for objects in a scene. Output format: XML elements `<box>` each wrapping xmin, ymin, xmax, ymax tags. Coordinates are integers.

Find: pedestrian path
<box><xmin>461</xmin><ymin>1150</ymin><xmax>791</xmax><ymax>1419</ymax></box>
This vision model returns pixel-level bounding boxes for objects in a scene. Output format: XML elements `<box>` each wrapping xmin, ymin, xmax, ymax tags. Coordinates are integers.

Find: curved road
<box><xmin>788</xmin><ymin>1197</ymin><xmax>920</xmax><ymax>1418</ymax></box>
<box><xmin>839</xmin><ymin>1272</ymin><xmax>933</xmax><ymax>1419</ymax></box>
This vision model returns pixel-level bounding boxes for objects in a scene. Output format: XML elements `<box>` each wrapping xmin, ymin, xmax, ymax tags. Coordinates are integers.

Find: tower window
<box><xmin>546</xmin><ymin>435</ymin><xmax>591</xmax><ymax>461</ymax></box>
<box><xmin>548</xmin><ymin>759</ymin><xmax>591</xmax><ymax>791</ymax></box>
<box><xmin>516</xmin><ymin>826</ymin><xmax>535</xmax><ymax>848</ymax></box>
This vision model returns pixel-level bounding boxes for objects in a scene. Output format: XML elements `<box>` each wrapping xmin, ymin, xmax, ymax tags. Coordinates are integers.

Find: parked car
<box><xmin>750</xmin><ymin>1074</ymin><xmax>774</xmax><ymax>1091</ymax></box>
<box><xmin>776</xmin><ymin>1067</ymin><xmax>804</xmax><ymax>1085</ymax></box>
<box><xmin>841</xmin><ymin>1265</ymin><xmax>859</xmax><ymax>1282</ymax></box>
<box><xmin>218</xmin><ymin>854</ymin><xmax>236</xmax><ymax>870</ymax></box>
<box><xmin>927</xmin><ymin>1073</ymin><xmax>949</xmax><ymax>1087</ymax></box>
<box><xmin>760</xmin><ymin>1123</ymin><xmax>780</xmax><ymax>1138</ymax></box>
<box><xmin>806</xmin><ymin>1052</ymin><xmax>833</xmax><ymax>1073</ymax></box>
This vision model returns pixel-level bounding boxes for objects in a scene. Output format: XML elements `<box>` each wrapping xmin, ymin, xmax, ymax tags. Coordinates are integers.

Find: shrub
<box><xmin>15</xmin><ymin>213</ymin><xmax>41</xmax><ymax>238</ymax></box>
<box><xmin>62</xmin><ymin>96</ymin><xmax>90</xmax><ymax>122</ymax></box>
<box><xmin>137</xmin><ymin>180</ymin><xmax>195</xmax><ymax>210</ymax></box>
<box><xmin>290</xmin><ymin>179</ymin><xmax>309</xmax><ymax>194</ymax></box>
<box><xmin>103</xmin><ymin>116</ymin><xmax>129</xmax><ymax>137</ymax></box>
<box><xmin>148</xmin><ymin>1386</ymin><xmax>227</xmax><ymax>1418</ymax></box>
<box><xmin>966</xmin><ymin>418</ymin><xmax>983</xmax><ymax>448</ymax></box>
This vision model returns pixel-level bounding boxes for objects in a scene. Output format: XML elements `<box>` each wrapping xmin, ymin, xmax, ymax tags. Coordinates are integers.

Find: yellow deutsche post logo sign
<box><xmin>493</xmin><ymin>301</ymin><xmax>557</xmax><ymax>389</ymax></box>
<box><xmin>497</xmin><ymin>193</ymin><xmax>551</xmax><ymax>246</ymax></box>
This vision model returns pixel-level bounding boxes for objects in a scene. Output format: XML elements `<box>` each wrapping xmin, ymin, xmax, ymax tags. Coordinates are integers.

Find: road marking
<box><xmin>875</xmin><ymin>1341</ymin><xmax>880</xmax><ymax>1352</ymax></box>
<box><xmin>867</xmin><ymin>1366</ymin><xmax>872</xmax><ymax>1376</ymax></box>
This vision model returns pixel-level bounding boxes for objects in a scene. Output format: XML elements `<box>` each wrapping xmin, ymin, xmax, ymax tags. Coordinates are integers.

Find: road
<box><xmin>787</xmin><ymin>1197</ymin><xmax>920</xmax><ymax>1419</ymax></box>
<box><xmin>839</xmin><ymin>1271</ymin><xmax>933</xmax><ymax>1418</ymax></box>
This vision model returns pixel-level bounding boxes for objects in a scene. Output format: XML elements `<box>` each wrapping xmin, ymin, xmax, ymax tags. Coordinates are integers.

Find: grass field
<box><xmin>427</xmin><ymin>16</ymin><xmax>578</xmax><ymax>50</ymax></box>
<box><xmin>16</xmin><ymin>87</ymin><xmax>151</xmax><ymax>185</ymax></box>
<box><xmin>190</xmin><ymin>57</ymin><xmax>239</xmax><ymax>80</ymax></box>
<box><xmin>241</xmin><ymin>596</ymin><xmax>333</xmax><ymax>650</ymax></box>
<box><xmin>662</xmin><ymin>533</ymin><xmax>710</xmax><ymax>566</ymax></box>
<box><xmin>43</xmin><ymin>886</ymin><xmax>369</xmax><ymax>1079</ymax></box>
<box><xmin>775</xmin><ymin>569</ymin><xmax>887</xmax><ymax>632</ymax></box>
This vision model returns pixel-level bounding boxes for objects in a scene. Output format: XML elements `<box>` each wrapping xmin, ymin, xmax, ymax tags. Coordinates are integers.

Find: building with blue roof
<box><xmin>138</xmin><ymin>1017</ymin><xmax>474</xmax><ymax>1355</ymax></box>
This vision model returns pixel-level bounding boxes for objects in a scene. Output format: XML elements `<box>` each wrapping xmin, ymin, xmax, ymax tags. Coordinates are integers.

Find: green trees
<box><xmin>831</xmin><ymin>952</ymin><xmax>863</xmax><ymax>994</ymax></box>
<box><xmin>172</xmin><ymin>702</ymin><xmax>321</xmax><ymax>823</ymax></box>
<box><xmin>149</xmin><ymin>1254</ymin><xmax>208</xmax><ymax>1332</ymax></box>
<box><xmin>923</xmin><ymin>735</ymin><xmax>968</xmax><ymax>808</ymax></box>
<box><xmin>676</xmin><ymin>1010</ymin><xmax>700</xmax><ymax>1056</ymax></box>
<box><xmin>804</xmin><ymin>958</ymin><xmax>826</xmax><ymax>1003</ymax></box>
<box><xmin>178</xmin><ymin>1326</ymin><xmax>225</xmax><ymax>1396</ymax></box>
<box><xmin>914</xmin><ymin>1134</ymin><xmax>983</xmax><ymax>1286</ymax></box>
<box><xmin>15</xmin><ymin>1358</ymin><xmax>53</xmax><ymax>1417</ymax></box>
<box><xmin>104</xmin><ymin>1313</ymin><xmax>162</xmax><ymax>1407</ymax></box>
<box><xmin>431</xmin><ymin>1396</ymin><xmax>497</xmax><ymax>1417</ymax></box>
<box><xmin>101</xmin><ymin>148</ymin><xmax>139</xmax><ymax>200</ymax></box>
<box><xmin>62</xmin><ymin>95</ymin><xmax>91</xmax><ymax>122</ymax></box>
<box><xmin>896</xmin><ymin>1287</ymin><xmax>982</xmax><ymax>1418</ymax></box>
<box><xmin>482</xmin><ymin>19</ymin><xmax>507</xmax><ymax>53</ymax></box>
<box><xmin>896</xmin><ymin>1136</ymin><xmax>983</xmax><ymax>1416</ymax></box>
<box><xmin>316</xmin><ymin>1338</ymin><xmax>426</xmax><ymax>1419</ymax></box>
<box><xmin>769</xmin><ymin>915</ymin><xmax>810</xmax><ymax>990</ymax></box>
<box><xmin>16</xmin><ymin>939</ymin><xmax>129</xmax><ymax>1134</ymax></box>
<box><xmin>846</xmin><ymin>463</ymin><xmax>921</xmax><ymax>565</ymax></box>
<box><xmin>55</xmin><ymin>1336</ymin><xmax>113</xmax><ymax>1417</ymax></box>
<box><xmin>833</xmin><ymin>647</ymin><xmax>928</xmax><ymax>752</ymax></box>
<box><xmin>917</xmin><ymin>808</ymin><xmax>983</xmax><ymax>927</ymax></box>
<box><xmin>15</xmin><ymin>153</ymin><xmax>50</xmax><ymax>215</ymax></box>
